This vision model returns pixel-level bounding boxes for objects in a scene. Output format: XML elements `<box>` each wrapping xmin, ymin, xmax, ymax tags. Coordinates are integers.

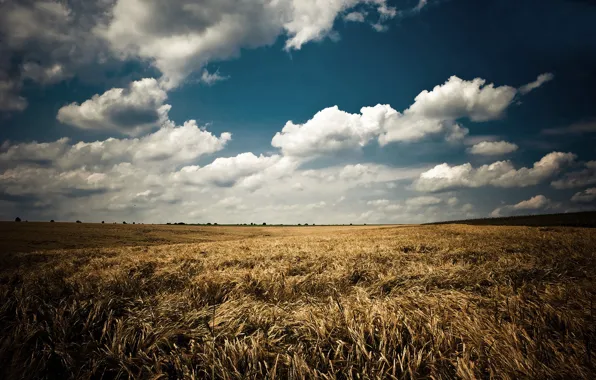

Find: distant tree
<box><xmin>214</xmin><ymin>223</ymin><xmax>218</xmax><ymax>225</ymax></box>
<box><xmin>177</xmin><ymin>222</ymin><xmax>185</xmax><ymax>225</ymax></box>
<box><xmin>305</xmin><ymin>223</ymin><xmax>308</xmax><ymax>226</ymax></box>
<box><xmin>207</xmin><ymin>222</ymin><xmax>212</xmax><ymax>226</ymax></box>
<box><xmin>350</xmin><ymin>223</ymin><xmax>353</xmax><ymax>226</ymax></box>
<box><xmin>298</xmin><ymin>223</ymin><xmax>301</xmax><ymax>226</ymax></box>
<box><xmin>263</xmin><ymin>222</ymin><xmax>266</xmax><ymax>225</ymax></box>
<box><xmin>15</xmin><ymin>217</ymin><xmax>21</xmax><ymax>222</ymax></box>
<box><xmin>76</xmin><ymin>220</ymin><xmax>82</xmax><ymax>223</ymax></box>
<box><xmin>50</xmin><ymin>220</ymin><xmax>55</xmax><ymax>223</ymax></box>
<box><xmin>123</xmin><ymin>221</ymin><xmax>127</xmax><ymax>224</ymax></box>
<box><xmin>132</xmin><ymin>222</ymin><xmax>135</xmax><ymax>225</ymax></box>
<box><xmin>166</xmin><ymin>223</ymin><xmax>171</xmax><ymax>225</ymax></box>
<box><xmin>101</xmin><ymin>221</ymin><xmax>105</xmax><ymax>224</ymax></box>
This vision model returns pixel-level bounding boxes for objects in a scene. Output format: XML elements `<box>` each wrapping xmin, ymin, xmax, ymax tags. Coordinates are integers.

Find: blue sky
<box><xmin>1</xmin><ymin>0</ymin><xmax>595</xmax><ymax>223</ymax></box>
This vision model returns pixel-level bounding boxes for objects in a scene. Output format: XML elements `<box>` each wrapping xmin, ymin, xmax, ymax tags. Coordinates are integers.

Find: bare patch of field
<box><xmin>1</xmin><ymin>224</ymin><xmax>595</xmax><ymax>379</ymax></box>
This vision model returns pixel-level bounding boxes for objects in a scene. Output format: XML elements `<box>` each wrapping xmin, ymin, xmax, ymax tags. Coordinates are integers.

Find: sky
<box><xmin>1</xmin><ymin>0</ymin><xmax>595</xmax><ymax>224</ymax></box>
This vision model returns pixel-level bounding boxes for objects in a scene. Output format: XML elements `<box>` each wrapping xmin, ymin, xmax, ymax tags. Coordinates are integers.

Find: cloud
<box><xmin>20</xmin><ymin>62</ymin><xmax>69</xmax><ymax>84</ymax></box>
<box><xmin>551</xmin><ymin>161</ymin><xmax>596</xmax><ymax>189</ymax></box>
<box><xmin>94</xmin><ymin>0</ymin><xmax>399</xmax><ymax>88</ymax></box>
<box><xmin>542</xmin><ymin>119</ymin><xmax>596</xmax><ymax>136</ymax></box>
<box><xmin>172</xmin><ymin>153</ymin><xmax>287</xmax><ymax>188</ymax></box>
<box><xmin>272</xmin><ymin>74</ymin><xmax>545</xmax><ymax>157</ymax></box>
<box><xmin>413</xmin><ymin>0</ymin><xmax>429</xmax><ymax>12</ymax></box>
<box><xmin>271</xmin><ymin>105</ymin><xmax>386</xmax><ymax>157</ymax></box>
<box><xmin>57</xmin><ymin>78</ymin><xmax>170</xmax><ymax>135</ymax></box>
<box><xmin>0</xmin><ymin>0</ymin><xmax>111</xmax><ymax>87</ymax></box>
<box><xmin>0</xmin><ymin>120</ymin><xmax>231</xmax><ymax>171</ymax></box>
<box><xmin>571</xmin><ymin>188</ymin><xmax>596</xmax><ymax>203</ymax></box>
<box><xmin>344</xmin><ymin>11</ymin><xmax>366</xmax><ymax>22</ymax></box>
<box><xmin>490</xmin><ymin>195</ymin><xmax>553</xmax><ymax>217</ymax></box>
<box><xmin>0</xmin><ymin>79</ymin><xmax>28</xmax><ymax>111</ymax></box>
<box><xmin>200</xmin><ymin>69</ymin><xmax>229</xmax><ymax>86</ymax></box>
<box><xmin>405</xmin><ymin>195</ymin><xmax>442</xmax><ymax>207</ymax></box>
<box><xmin>378</xmin><ymin>75</ymin><xmax>522</xmax><ymax>145</ymax></box>
<box><xmin>414</xmin><ymin>152</ymin><xmax>577</xmax><ymax>192</ymax></box>
<box><xmin>468</xmin><ymin>140</ymin><xmax>519</xmax><ymax>156</ymax></box>
<box><xmin>518</xmin><ymin>73</ymin><xmax>555</xmax><ymax>95</ymax></box>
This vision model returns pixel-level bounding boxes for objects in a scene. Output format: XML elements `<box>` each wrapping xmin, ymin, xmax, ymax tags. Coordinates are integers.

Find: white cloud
<box><xmin>447</xmin><ymin>196</ymin><xmax>459</xmax><ymax>206</ymax></box>
<box><xmin>571</xmin><ymin>188</ymin><xmax>596</xmax><ymax>203</ymax></box>
<box><xmin>518</xmin><ymin>73</ymin><xmax>555</xmax><ymax>95</ymax></box>
<box><xmin>344</xmin><ymin>11</ymin><xmax>366</xmax><ymax>22</ymax></box>
<box><xmin>0</xmin><ymin>120</ymin><xmax>231</xmax><ymax>171</ymax></box>
<box><xmin>490</xmin><ymin>195</ymin><xmax>553</xmax><ymax>217</ymax></box>
<box><xmin>200</xmin><ymin>69</ymin><xmax>229</xmax><ymax>86</ymax></box>
<box><xmin>271</xmin><ymin>105</ymin><xmax>388</xmax><ymax>157</ymax></box>
<box><xmin>406</xmin><ymin>76</ymin><xmax>517</xmax><ymax>122</ymax></box>
<box><xmin>94</xmin><ymin>0</ymin><xmax>398</xmax><ymax>88</ymax></box>
<box><xmin>551</xmin><ymin>161</ymin><xmax>596</xmax><ymax>189</ymax></box>
<box><xmin>414</xmin><ymin>152</ymin><xmax>577</xmax><ymax>192</ymax></box>
<box><xmin>56</xmin><ymin>78</ymin><xmax>170</xmax><ymax>136</ymax></box>
<box><xmin>512</xmin><ymin>194</ymin><xmax>551</xmax><ymax>210</ymax></box>
<box><xmin>271</xmin><ymin>74</ymin><xmax>542</xmax><ymax>157</ymax></box>
<box><xmin>468</xmin><ymin>140</ymin><xmax>519</xmax><ymax>156</ymax></box>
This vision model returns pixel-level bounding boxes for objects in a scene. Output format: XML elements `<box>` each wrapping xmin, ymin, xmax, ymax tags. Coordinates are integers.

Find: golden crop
<box><xmin>1</xmin><ymin>223</ymin><xmax>595</xmax><ymax>379</ymax></box>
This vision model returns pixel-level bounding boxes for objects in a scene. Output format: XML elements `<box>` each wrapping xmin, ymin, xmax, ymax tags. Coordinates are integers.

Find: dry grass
<box><xmin>1</xmin><ymin>224</ymin><xmax>595</xmax><ymax>379</ymax></box>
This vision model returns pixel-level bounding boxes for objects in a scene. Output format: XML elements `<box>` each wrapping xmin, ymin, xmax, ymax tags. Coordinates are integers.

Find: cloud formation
<box><xmin>94</xmin><ymin>0</ymin><xmax>399</xmax><ymax>88</ymax></box>
<box><xmin>414</xmin><ymin>152</ymin><xmax>576</xmax><ymax>192</ymax></box>
<box><xmin>468</xmin><ymin>140</ymin><xmax>519</xmax><ymax>156</ymax></box>
<box><xmin>518</xmin><ymin>73</ymin><xmax>555</xmax><ymax>95</ymax></box>
<box><xmin>490</xmin><ymin>194</ymin><xmax>554</xmax><ymax>217</ymax></box>
<box><xmin>57</xmin><ymin>78</ymin><xmax>170</xmax><ymax>136</ymax></box>
<box><xmin>571</xmin><ymin>188</ymin><xmax>596</xmax><ymax>203</ymax></box>
<box><xmin>551</xmin><ymin>161</ymin><xmax>596</xmax><ymax>189</ymax></box>
<box><xmin>272</xmin><ymin>74</ymin><xmax>550</xmax><ymax>157</ymax></box>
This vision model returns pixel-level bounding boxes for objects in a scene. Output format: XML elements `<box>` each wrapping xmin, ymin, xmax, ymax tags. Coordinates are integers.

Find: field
<box><xmin>1</xmin><ymin>222</ymin><xmax>595</xmax><ymax>379</ymax></box>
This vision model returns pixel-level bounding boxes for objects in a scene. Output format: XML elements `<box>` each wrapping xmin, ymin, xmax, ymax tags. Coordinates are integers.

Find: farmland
<box><xmin>1</xmin><ymin>222</ymin><xmax>595</xmax><ymax>379</ymax></box>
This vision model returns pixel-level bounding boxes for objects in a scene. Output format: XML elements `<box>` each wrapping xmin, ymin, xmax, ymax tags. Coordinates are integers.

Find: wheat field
<box><xmin>1</xmin><ymin>223</ymin><xmax>595</xmax><ymax>379</ymax></box>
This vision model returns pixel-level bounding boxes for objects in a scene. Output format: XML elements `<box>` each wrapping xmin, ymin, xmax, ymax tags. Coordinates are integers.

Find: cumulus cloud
<box><xmin>490</xmin><ymin>195</ymin><xmax>553</xmax><ymax>217</ymax></box>
<box><xmin>0</xmin><ymin>0</ymin><xmax>111</xmax><ymax>93</ymax></box>
<box><xmin>271</xmin><ymin>105</ymin><xmax>388</xmax><ymax>157</ymax></box>
<box><xmin>551</xmin><ymin>161</ymin><xmax>596</xmax><ymax>189</ymax></box>
<box><xmin>93</xmin><ymin>0</ymin><xmax>399</xmax><ymax>88</ymax></box>
<box><xmin>468</xmin><ymin>140</ymin><xmax>519</xmax><ymax>156</ymax></box>
<box><xmin>0</xmin><ymin>120</ymin><xmax>231</xmax><ymax>171</ymax></box>
<box><xmin>518</xmin><ymin>73</ymin><xmax>555</xmax><ymax>95</ymax></box>
<box><xmin>57</xmin><ymin>78</ymin><xmax>170</xmax><ymax>135</ymax></box>
<box><xmin>414</xmin><ymin>152</ymin><xmax>577</xmax><ymax>192</ymax></box>
<box><xmin>378</xmin><ymin>75</ymin><xmax>521</xmax><ymax>145</ymax></box>
<box><xmin>571</xmin><ymin>188</ymin><xmax>596</xmax><ymax>203</ymax></box>
<box><xmin>271</xmin><ymin>74</ymin><xmax>546</xmax><ymax>157</ymax></box>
